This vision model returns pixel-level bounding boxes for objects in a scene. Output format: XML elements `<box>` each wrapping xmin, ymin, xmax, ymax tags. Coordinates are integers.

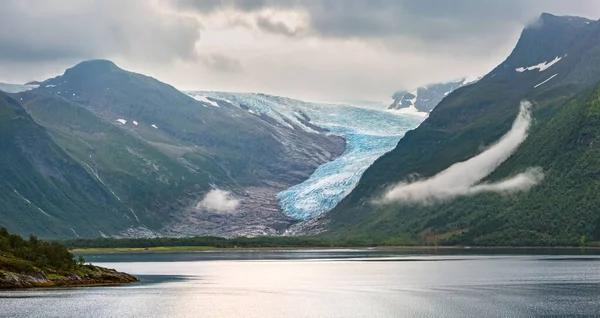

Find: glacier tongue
<box><xmin>187</xmin><ymin>91</ymin><xmax>425</xmax><ymax>220</ymax></box>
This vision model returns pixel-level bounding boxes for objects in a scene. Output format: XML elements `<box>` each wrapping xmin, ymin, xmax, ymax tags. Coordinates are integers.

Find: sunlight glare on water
<box><xmin>2</xmin><ymin>250</ymin><xmax>600</xmax><ymax>317</ymax></box>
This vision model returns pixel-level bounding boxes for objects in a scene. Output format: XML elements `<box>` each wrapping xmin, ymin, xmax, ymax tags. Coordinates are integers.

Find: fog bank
<box><xmin>378</xmin><ymin>100</ymin><xmax>543</xmax><ymax>204</ymax></box>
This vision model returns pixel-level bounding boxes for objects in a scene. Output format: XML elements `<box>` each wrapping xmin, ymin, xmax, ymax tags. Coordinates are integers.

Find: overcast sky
<box><xmin>1</xmin><ymin>1</ymin><xmax>599</xmax><ymax>102</ymax></box>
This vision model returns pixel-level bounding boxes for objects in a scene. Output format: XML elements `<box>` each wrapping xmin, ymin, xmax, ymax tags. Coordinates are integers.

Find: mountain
<box><xmin>0</xmin><ymin>91</ymin><xmax>138</xmax><ymax>238</ymax></box>
<box><xmin>322</xmin><ymin>13</ymin><xmax>600</xmax><ymax>245</ymax></box>
<box><xmin>5</xmin><ymin>60</ymin><xmax>345</xmax><ymax>238</ymax></box>
<box><xmin>388</xmin><ymin>79</ymin><xmax>471</xmax><ymax>113</ymax></box>
<box><xmin>189</xmin><ymin>92</ymin><xmax>425</xmax><ymax>221</ymax></box>
<box><xmin>0</xmin><ymin>83</ymin><xmax>37</xmax><ymax>94</ymax></box>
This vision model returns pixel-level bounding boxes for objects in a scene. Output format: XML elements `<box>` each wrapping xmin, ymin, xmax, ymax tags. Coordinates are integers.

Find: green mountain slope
<box><xmin>19</xmin><ymin>95</ymin><xmax>221</xmax><ymax>229</ymax></box>
<box><xmin>325</xmin><ymin>14</ymin><xmax>600</xmax><ymax>245</ymax></box>
<box><xmin>0</xmin><ymin>92</ymin><xmax>137</xmax><ymax>238</ymax></box>
<box><xmin>7</xmin><ymin>60</ymin><xmax>344</xmax><ymax>238</ymax></box>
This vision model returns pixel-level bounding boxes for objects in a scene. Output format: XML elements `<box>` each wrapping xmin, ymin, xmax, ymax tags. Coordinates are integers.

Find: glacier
<box><xmin>187</xmin><ymin>91</ymin><xmax>425</xmax><ymax>220</ymax></box>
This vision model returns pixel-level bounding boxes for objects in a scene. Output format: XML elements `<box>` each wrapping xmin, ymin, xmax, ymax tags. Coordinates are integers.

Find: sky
<box><xmin>1</xmin><ymin>1</ymin><xmax>599</xmax><ymax>102</ymax></box>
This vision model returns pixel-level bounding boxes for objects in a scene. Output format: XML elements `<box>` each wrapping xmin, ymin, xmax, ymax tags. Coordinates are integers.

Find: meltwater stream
<box><xmin>194</xmin><ymin>92</ymin><xmax>425</xmax><ymax>219</ymax></box>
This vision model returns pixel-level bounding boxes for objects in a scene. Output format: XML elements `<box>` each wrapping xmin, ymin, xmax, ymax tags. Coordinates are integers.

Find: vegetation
<box><xmin>327</xmin><ymin>15</ymin><xmax>600</xmax><ymax>246</ymax></box>
<box><xmin>3</xmin><ymin>59</ymin><xmax>343</xmax><ymax>238</ymax></box>
<box><xmin>329</xmin><ymin>85</ymin><xmax>600</xmax><ymax>246</ymax></box>
<box><xmin>0</xmin><ymin>91</ymin><xmax>139</xmax><ymax>238</ymax></box>
<box><xmin>0</xmin><ymin>227</ymin><xmax>82</xmax><ymax>273</ymax></box>
<box><xmin>0</xmin><ymin>227</ymin><xmax>137</xmax><ymax>288</ymax></box>
<box><xmin>63</xmin><ymin>235</ymin><xmax>418</xmax><ymax>250</ymax></box>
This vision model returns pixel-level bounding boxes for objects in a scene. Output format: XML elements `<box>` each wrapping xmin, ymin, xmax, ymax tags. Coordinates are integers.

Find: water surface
<box><xmin>2</xmin><ymin>250</ymin><xmax>600</xmax><ymax>317</ymax></box>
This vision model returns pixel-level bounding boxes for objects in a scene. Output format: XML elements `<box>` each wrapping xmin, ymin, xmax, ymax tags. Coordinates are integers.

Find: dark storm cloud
<box><xmin>3</xmin><ymin>0</ymin><xmax>596</xmax><ymax>65</ymax></box>
<box><xmin>0</xmin><ymin>1</ymin><xmax>201</xmax><ymax>64</ymax></box>
<box><xmin>174</xmin><ymin>0</ymin><xmax>599</xmax><ymax>46</ymax></box>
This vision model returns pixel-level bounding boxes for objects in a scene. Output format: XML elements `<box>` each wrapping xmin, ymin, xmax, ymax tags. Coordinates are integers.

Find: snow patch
<box><xmin>13</xmin><ymin>190</ymin><xmax>52</xmax><ymax>218</ymax></box>
<box><xmin>116</xmin><ymin>118</ymin><xmax>127</xmax><ymax>125</ymax></box>
<box><xmin>70</xmin><ymin>228</ymin><xmax>81</xmax><ymax>238</ymax></box>
<box><xmin>534</xmin><ymin>73</ymin><xmax>558</xmax><ymax>88</ymax></box>
<box><xmin>129</xmin><ymin>208</ymin><xmax>140</xmax><ymax>222</ymax></box>
<box><xmin>388</xmin><ymin>91</ymin><xmax>428</xmax><ymax>117</ymax></box>
<box><xmin>388</xmin><ymin>105</ymin><xmax>429</xmax><ymax>118</ymax></box>
<box><xmin>516</xmin><ymin>56</ymin><xmax>562</xmax><ymax>72</ymax></box>
<box><xmin>462</xmin><ymin>76</ymin><xmax>481</xmax><ymax>85</ymax></box>
<box><xmin>191</xmin><ymin>95</ymin><xmax>220</xmax><ymax>107</ymax></box>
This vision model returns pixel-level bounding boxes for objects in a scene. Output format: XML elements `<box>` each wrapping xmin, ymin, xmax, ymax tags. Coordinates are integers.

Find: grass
<box><xmin>46</xmin><ymin>274</ymin><xmax>67</xmax><ymax>280</ymax></box>
<box><xmin>0</xmin><ymin>253</ymin><xmax>39</xmax><ymax>273</ymax></box>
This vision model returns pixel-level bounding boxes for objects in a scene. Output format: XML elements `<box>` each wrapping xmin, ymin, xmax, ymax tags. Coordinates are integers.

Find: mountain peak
<box><xmin>532</xmin><ymin>12</ymin><xmax>594</xmax><ymax>28</ymax></box>
<box><xmin>64</xmin><ymin>59</ymin><xmax>121</xmax><ymax>77</ymax></box>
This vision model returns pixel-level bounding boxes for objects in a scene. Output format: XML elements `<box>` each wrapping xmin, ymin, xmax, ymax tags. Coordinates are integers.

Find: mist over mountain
<box><xmin>322</xmin><ymin>13</ymin><xmax>600</xmax><ymax>245</ymax></box>
<box><xmin>2</xmin><ymin>11</ymin><xmax>600</xmax><ymax>247</ymax></box>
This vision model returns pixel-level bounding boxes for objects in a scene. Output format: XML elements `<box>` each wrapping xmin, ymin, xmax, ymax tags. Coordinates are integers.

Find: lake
<box><xmin>2</xmin><ymin>249</ymin><xmax>600</xmax><ymax>317</ymax></box>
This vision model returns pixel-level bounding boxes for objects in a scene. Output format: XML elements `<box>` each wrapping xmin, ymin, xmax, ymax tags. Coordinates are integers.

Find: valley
<box><xmin>6</xmin><ymin>3</ymin><xmax>600</xmax><ymax>318</ymax></box>
<box><xmin>1</xmin><ymin>62</ymin><xmax>454</xmax><ymax>239</ymax></box>
<box><xmin>189</xmin><ymin>92</ymin><xmax>427</xmax><ymax>220</ymax></box>
<box><xmin>2</xmin><ymin>12</ymin><xmax>600</xmax><ymax>248</ymax></box>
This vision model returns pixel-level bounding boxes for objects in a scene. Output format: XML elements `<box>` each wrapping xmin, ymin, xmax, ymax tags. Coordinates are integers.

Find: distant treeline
<box><xmin>0</xmin><ymin>227</ymin><xmax>84</xmax><ymax>273</ymax></box>
<box><xmin>62</xmin><ymin>235</ymin><xmax>417</xmax><ymax>249</ymax></box>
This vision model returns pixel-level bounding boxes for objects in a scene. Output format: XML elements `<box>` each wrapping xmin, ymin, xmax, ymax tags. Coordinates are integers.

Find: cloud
<box><xmin>378</xmin><ymin>100</ymin><xmax>543</xmax><ymax>204</ymax></box>
<box><xmin>196</xmin><ymin>189</ymin><xmax>240</xmax><ymax>212</ymax></box>
<box><xmin>201</xmin><ymin>53</ymin><xmax>244</xmax><ymax>73</ymax></box>
<box><xmin>0</xmin><ymin>1</ymin><xmax>201</xmax><ymax>64</ymax></box>
<box><xmin>469</xmin><ymin>167</ymin><xmax>544</xmax><ymax>194</ymax></box>
<box><xmin>2</xmin><ymin>1</ymin><xmax>600</xmax><ymax>100</ymax></box>
<box><xmin>255</xmin><ymin>17</ymin><xmax>304</xmax><ymax>37</ymax></box>
<box><xmin>172</xmin><ymin>0</ymin><xmax>600</xmax><ymax>50</ymax></box>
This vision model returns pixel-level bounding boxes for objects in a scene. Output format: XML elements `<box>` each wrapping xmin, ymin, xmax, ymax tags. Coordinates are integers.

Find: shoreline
<box><xmin>0</xmin><ymin>266</ymin><xmax>138</xmax><ymax>290</ymax></box>
<box><xmin>69</xmin><ymin>245</ymin><xmax>600</xmax><ymax>254</ymax></box>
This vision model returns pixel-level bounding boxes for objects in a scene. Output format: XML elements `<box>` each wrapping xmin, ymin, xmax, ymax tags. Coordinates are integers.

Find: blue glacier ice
<box><xmin>187</xmin><ymin>91</ymin><xmax>426</xmax><ymax>220</ymax></box>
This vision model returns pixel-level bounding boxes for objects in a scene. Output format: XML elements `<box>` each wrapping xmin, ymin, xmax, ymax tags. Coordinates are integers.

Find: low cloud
<box><xmin>378</xmin><ymin>100</ymin><xmax>543</xmax><ymax>204</ymax></box>
<box><xmin>196</xmin><ymin>189</ymin><xmax>240</xmax><ymax>212</ymax></box>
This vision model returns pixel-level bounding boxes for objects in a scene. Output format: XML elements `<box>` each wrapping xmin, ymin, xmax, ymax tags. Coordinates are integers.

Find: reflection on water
<box><xmin>78</xmin><ymin>247</ymin><xmax>600</xmax><ymax>263</ymax></box>
<box><xmin>2</xmin><ymin>250</ymin><xmax>600</xmax><ymax>317</ymax></box>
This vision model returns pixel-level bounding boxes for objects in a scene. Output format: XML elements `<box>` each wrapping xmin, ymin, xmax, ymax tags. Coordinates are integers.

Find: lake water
<box><xmin>2</xmin><ymin>249</ymin><xmax>600</xmax><ymax>317</ymax></box>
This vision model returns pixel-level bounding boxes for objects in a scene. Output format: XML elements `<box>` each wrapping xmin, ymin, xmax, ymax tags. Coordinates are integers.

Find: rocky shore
<box><xmin>0</xmin><ymin>265</ymin><xmax>137</xmax><ymax>289</ymax></box>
